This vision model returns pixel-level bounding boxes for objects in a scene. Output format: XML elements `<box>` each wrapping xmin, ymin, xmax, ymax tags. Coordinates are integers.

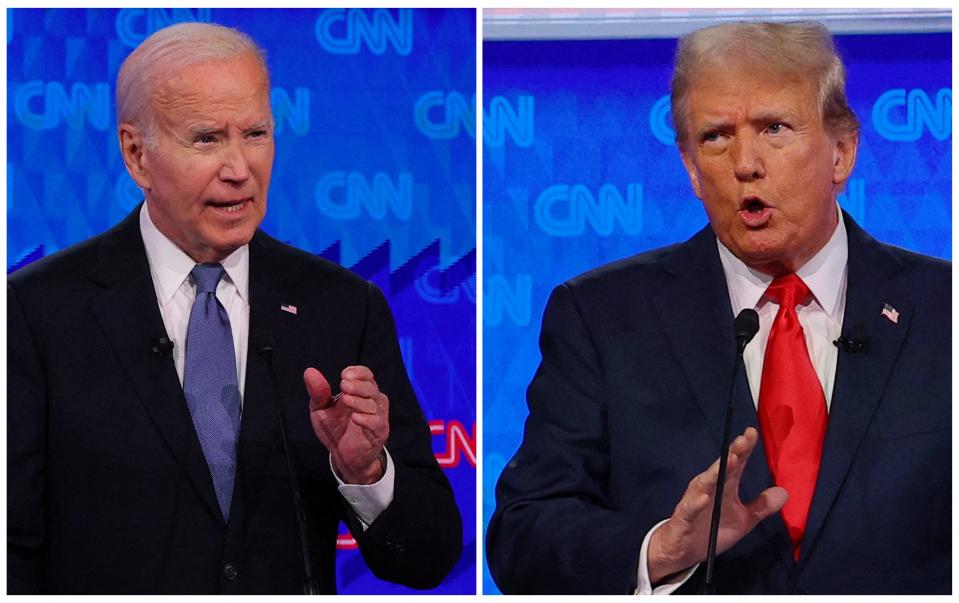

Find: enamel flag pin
<box><xmin>881</xmin><ymin>303</ymin><xmax>899</xmax><ymax>324</ymax></box>
<box><xmin>281</xmin><ymin>304</ymin><xmax>298</xmax><ymax>316</ymax></box>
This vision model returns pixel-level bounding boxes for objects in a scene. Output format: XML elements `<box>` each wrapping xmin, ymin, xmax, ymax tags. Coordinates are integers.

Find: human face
<box><xmin>121</xmin><ymin>52</ymin><xmax>274</xmax><ymax>263</ymax></box>
<box><xmin>678</xmin><ymin>64</ymin><xmax>857</xmax><ymax>276</ymax></box>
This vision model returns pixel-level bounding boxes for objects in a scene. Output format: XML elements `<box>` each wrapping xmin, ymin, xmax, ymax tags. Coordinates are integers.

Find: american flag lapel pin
<box><xmin>881</xmin><ymin>302</ymin><xmax>899</xmax><ymax>324</ymax></box>
<box><xmin>280</xmin><ymin>303</ymin><xmax>298</xmax><ymax>316</ymax></box>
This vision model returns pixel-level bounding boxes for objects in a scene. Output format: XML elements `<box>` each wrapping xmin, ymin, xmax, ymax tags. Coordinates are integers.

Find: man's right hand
<box><xmin>647</xmin><ymin>427</ymin><xmax>788</xmax><ymax>584</ymax></box>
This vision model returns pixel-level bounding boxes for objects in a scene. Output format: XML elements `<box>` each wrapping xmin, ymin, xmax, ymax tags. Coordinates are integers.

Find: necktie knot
<box><xmin>764</xmin><ymin>273</ymin><xmax>810</xmax><ymax>309</ymax></box>
<box><xmin>192</xmin><ymin>263</ymin><xmax>225</xmax><ymax>295</ymax></box>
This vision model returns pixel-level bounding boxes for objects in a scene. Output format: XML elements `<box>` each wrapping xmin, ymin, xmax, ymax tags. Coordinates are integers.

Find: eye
<box><xmin>195</xmin><ymin>134</ymin><xmax>217</xmax><ymax>145</ymax></box>
<box><xmin>766</xmin><ymin>122</ymin><xmax>788</xmax><ymax>135</ymax></box>
<box><xmin>248</xmin><ymin>129</ymin><xmax>268</xmax><ymax>139</ymax></box>
<box><xmin>702</xmin><ymin>131</ymin><xmax>721</xmax><ymax>143</ymax></box>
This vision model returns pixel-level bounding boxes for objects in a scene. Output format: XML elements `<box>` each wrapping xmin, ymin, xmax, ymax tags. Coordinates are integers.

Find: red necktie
<box><xmin>758</xmin><ymin>274</ymin><xmax>827</xmax><ymax>561</ymax></box>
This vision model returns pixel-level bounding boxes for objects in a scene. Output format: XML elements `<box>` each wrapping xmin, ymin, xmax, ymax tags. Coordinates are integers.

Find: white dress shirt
<box><xmin>635</xmin><ymin>211</ymin><xmax>849</xmax><ymax>594</ymax></box>
<box><xmin>139</xmin><ymin>202</ymin><xmax>393</xmax><ymax>527</ymax></box>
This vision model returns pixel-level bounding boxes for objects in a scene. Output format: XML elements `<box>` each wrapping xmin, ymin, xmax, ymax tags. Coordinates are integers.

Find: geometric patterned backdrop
<box><xmin>7</xmin><ymin>8</ymin><xmax>475</xmax><ymax>594</ymax></box>
<box><xmin>482</xmin><ymin>29</ymin><xmax>950</xmax><ymax>594</ymax></box>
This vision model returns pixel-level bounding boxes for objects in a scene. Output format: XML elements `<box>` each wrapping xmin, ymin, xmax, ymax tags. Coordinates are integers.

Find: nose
<box><xmin>218</xmin><ymin>139</ymin><xmax>251</xmax><ymax>184</ymax></box>
<box><xmin>732</xmin><ymin>133</ymin><xmax>765</xmax><ymax>182</ymax></box>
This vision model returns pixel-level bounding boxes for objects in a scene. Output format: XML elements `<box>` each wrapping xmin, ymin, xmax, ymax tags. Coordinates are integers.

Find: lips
<box><xmin>208</xmin><ymin>198</ymin><xmax>252</xmax><ymax>214</ymax></box>
<box><xmin>738</xmin><ymin>195</ymin><xmax>772</xmax><ymax>228</ymax></box>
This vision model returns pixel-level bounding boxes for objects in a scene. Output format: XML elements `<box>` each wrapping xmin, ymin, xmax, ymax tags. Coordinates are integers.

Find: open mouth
<box><xmin>738</xmin><ymin>196</ymin><xmax>772</xmax><ymax>227</ymax></box>
<box><xmin>741</xmin><ymin>196</ymin><xmax>768</xmax><ymax>213</ymax></box>
<box><xmin>208</xmin><ymin>198</ymin><xmax>252</xmax><ymax>214</ymax></box>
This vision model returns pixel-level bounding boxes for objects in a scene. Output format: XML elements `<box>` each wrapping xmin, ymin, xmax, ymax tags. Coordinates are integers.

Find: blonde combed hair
<box><xmin>670</xmin><ymin>21</ymin><xmax>859</xmax><ymax>147</ymax></box>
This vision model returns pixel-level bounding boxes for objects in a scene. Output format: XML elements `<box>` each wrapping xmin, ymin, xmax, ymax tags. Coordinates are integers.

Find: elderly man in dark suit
<box><xmin>8</xmin><ymin>22</ymin><xmax>460</xmax><ymax>594</ymax></box>
<box><xmin>487</xmin><ymin>21</ymin><xmax>949</xmax><ymax>594</ymax></box>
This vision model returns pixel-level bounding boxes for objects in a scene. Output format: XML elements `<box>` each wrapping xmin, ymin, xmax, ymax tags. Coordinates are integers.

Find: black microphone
<box><xmin>253</xmin><ymin>332</ymin><xmax>319</xmax><ymax>596</ymax></box>
<box><xmin>734</xmin><ymin>308</ymin><xmax>760</xmax><ymax>354</ymax></box>
<box><xmin>834</xmin><ymin>324</ymin><xmax>868</xmax><ymax>353</ymax></box>
<box><xmin>700</xmin><ymin>309</ymin><xmax>759</xmax><ymax>594</ymax></box>
<box><xmin>152</xmin><ymin>336</ymin><xmax>174</xmax><ymax>356</ymax></box>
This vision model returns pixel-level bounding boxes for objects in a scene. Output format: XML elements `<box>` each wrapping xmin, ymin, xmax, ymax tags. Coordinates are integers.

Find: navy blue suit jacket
<box><xmin>487</xmin><ymin>214</ymin><xmax>950</xmax><ymax>594</ymax></box>
<box><xmin>8</xmin><ymin>208</ymin><xmax>461</xmax><ymax>593</ymax></box>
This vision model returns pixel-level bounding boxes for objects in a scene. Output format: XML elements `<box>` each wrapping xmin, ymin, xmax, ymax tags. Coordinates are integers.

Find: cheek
<box><xmin>152</xmin><ymin>155</ymin><xmax>208</xmax><ymax>196</ymax></box>
<box><xmin>253</xmin><ymin>148</ymin><xmax>275</xmax><ymax>181</ymax></box>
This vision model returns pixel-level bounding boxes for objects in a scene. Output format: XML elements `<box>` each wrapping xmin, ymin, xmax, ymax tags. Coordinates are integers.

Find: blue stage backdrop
<box><xmin>482</xmin><ymin>30</ymin><xmax>950</xmax><ymax>593</ymax></box>
<box><xmin>7</xmin><ymin>8</ymin><xmax>475</xmax><ymax>595</ymax></box>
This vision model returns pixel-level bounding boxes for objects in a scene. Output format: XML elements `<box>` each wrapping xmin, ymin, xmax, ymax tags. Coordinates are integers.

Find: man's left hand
<box><xmin>305</xmin><ymin>365</ymin><xmax>390</xmax><ymax>485</ymax></box>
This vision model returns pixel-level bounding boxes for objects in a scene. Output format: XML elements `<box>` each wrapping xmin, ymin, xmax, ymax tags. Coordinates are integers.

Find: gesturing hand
<box><xmin>647</xmin><ymin>427</ymin><xmax>788</xmax><ymax>584</ymax></box>
<box><xmin>304</xmin><ymin>365</ymin><xmax>390</xmax><ymax>485</ymax></box>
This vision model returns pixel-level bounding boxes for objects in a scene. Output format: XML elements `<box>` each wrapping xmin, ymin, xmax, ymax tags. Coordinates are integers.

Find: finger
<box><xmin>724</xmin><ymin>429</ymin><xmax>759</xmax><ymax>483</ymax></box>
<box><xmin>688</xmin><ymin>462</ymin><xmax>720</xmax><ymax>501</ymax></box>
<box><xmin>722</xmin><ymin>434</ymin><xmax>750</xmax><ymax>477</ymax></box>
<box><xmin>351</xmin><ymin>411</ymin><xmax>389</xmax><ymax>437</ymax></box>
<box><xmin>677</xmin><ymin>492</ymin><xmax>711</xmax><ymax>524</ymax></box>
<box><xmin>745</xmin><ymin>486</ymin><xmax>789</xmax><ymax>522</ymax></box>
<box><xmin>341</xmin><ymin>365</ymin><xmax>375</xmax><ymax>382</ymax></box>
<box><xmin>304</xmin><ymin>368</ymin><xmax>333</xmax><ymax>409</ymax></box>
<box><xmin>734</xmin><ymin>427</ymin><xmax>760</xmax><ymax>464</ymax></box>
<box><xmin>337</xmin><ymin>393</ymin><xmax>378</xmax><ymax>415</ymax></box>
<box><xmin>340</xmin><ymin>378</ymin><xmax>379</xmax><ymax>400</ymax></box>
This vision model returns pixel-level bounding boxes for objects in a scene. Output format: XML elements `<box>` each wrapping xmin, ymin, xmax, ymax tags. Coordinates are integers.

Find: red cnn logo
<box><xmin>336</xmin><ymin>419</ymin><xmax>475</xmax><ymax>549</ymax></box>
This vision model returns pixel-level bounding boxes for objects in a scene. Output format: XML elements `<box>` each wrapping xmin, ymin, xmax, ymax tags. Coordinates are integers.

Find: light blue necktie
<box><xmin>183</xmin><ymin>263</ymin><xmax>241</xmax><ymax>521</ymax></box>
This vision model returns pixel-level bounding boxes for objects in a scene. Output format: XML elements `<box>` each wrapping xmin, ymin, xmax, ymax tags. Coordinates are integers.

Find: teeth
<box><xmin>222</xmin><ymin>201</ymin><xmax>244</xmax><ymax>213</ymax></box>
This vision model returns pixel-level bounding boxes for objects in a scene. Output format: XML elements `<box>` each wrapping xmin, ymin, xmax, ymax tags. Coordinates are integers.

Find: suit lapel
<box><xmin>800</xmin><ymin>215</ymin><xmax>911</xmax><ymax>562</ymax></box>
<box><xmin>650</xmin><ymin>228</ymin><xmax>776</xmax><ymax>503</ymax></box>
<box><xmin>651</xmin><ymin>228</ymin><xmax>791</xmax><ymax>555</ymax></box>
<box><xmin>86</xmin><ymin>208</ymin><xmax>224</xmax><ymax>524</ymax></box>
<box><xmin>237</xmin><ymin>232</ymin><xmax>304</xmax><ymax>503</ymax></box>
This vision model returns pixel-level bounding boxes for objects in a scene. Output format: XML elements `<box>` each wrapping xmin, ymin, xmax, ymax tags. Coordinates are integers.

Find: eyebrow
<box><xmin>185</xmin><ymin>124</ymin><xmax>225</xmax><ymax>137</ymax></box>
<box><xmin>748</xmin><ymin>109</ymin><xmax>798</xmax><ymax>124</ymax></box>
<box><xmin>183</xmin><ymin>120</ymin><xmax>272</xmax><ymax>137</ymax></box>
<box><xmin>694</xmin><ymin>108</ymin><xmax>801</xmax><ymax>138</ymax></box>
<box><xmin>243</xmin><ymin>120</ymin><xmax>272</xmax><ymax>132</ymax></box>
<box><xmin>694</xmin><ymin>120</ymin><xmax>731</xmax><ymax>138</ymax></box>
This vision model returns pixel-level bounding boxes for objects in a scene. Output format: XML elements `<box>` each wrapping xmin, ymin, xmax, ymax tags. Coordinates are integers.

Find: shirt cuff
<box><xmin>332</xmin><ymin>448</ymin><xmax>396</xmax><ymax>530</ymax></box>
<box><xmin>634</xmin><ymin>518</ymin><xmax>699</xmax><ymax>595</ymax></box>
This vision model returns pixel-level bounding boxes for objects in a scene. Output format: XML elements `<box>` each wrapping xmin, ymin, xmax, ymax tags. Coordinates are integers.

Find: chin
<box><xmin>731</xmin><ymin>237</ymin><xmax>790</xmax><ymax>268</ymax></box>
<box><xmin>201</xmin><ymin>229</ymin><xmax>257</xmax><ymax>258</ymax></box>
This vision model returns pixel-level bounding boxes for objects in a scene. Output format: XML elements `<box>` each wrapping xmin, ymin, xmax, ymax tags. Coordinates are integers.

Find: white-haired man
<box><xmin>488</xmin><ymin>21</ymin><xmax>949</xmax><ymax>594</ymax></box>
<box><xmin>8</xmin><ymin>22</ymin><xmax>461</xmax><ymax>594</ymax></box>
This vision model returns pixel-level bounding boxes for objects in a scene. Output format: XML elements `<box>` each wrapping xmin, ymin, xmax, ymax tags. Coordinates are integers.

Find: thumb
<box><xmin>304</xmin><ymin>367</ymin><xmax>332</xmax><ymax>410</ymax></box>
<box><xmin>747</xmin><ymin>486</ymin><xmax>789</xmax><ymax>522</ymax></box>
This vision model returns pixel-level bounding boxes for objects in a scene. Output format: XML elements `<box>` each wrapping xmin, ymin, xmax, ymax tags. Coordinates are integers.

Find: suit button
<box><xmin>223</xmin><ymin>563</ymin><xmax>238</xmax><ymax>581</ymax></box>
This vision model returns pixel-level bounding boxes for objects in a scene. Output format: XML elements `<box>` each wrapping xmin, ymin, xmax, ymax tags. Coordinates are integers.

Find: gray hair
<box><xmin>116</xmin><ymin>22</ymin><xmax>269</xmax><ymax>145</ymax></box>
<box><xmin>670</xmin><ymin>21</ymin><xmax>859</xmax><ymax>147</ymax></box>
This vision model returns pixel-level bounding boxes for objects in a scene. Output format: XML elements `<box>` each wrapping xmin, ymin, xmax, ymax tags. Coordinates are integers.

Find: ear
<box><xmin>118</xmin><ymin>123</ymin><xmax>152</xmax><ymax>190</ymax></box>
<box><xmin>679</xmin><ymin>146</ymin><xmax>703</xmax><ymax>199</ymax></box>
<box><xmin>831</xmin><ymin>130</ymin><xmax>859</xmax><ymax>186</ymax></box>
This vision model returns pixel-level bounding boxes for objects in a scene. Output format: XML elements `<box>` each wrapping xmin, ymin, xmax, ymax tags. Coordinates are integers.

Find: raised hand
<box><xmin>647</xmin><ymin>427</ymin><xmax>788</xmax><ymax>584</ymax></box>
<box><xmin>304</xmin><ymin>365</ymin><xmax>390</xmax><ymax>485</ymax></box>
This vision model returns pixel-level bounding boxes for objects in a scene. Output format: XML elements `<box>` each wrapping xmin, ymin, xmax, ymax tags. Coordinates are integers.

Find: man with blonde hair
<box><xmin>9</xmin><ymin>22</ymin><xmax>461</xmax><ymax>594</ymax></box>
<box><xmin>488</xmin><ymin>21</ymin><xmax>949</xmax><ymax>594</ymax></box>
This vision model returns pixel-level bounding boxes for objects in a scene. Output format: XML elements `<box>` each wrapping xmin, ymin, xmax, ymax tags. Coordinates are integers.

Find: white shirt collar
<box><xmin>139</xmin><ymin>202</ymin><xmax>250</xmax><ymax>306</ymax></box>
<box><xmin>717</xmin><ymin>206</ymin><xmax>848</xmax><ymax>316</ymax></box>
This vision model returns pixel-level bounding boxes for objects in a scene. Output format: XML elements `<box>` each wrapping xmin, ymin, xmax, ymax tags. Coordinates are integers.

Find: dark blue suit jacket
<box><xmin>8</xmin><ymin>208</ymin><xmax>461</xmax><ymax>593</ymax></box>
<box><xmin>487</xmin><ymin>214</ymin><xmax>950</xmax><ymax>594</ymax></box>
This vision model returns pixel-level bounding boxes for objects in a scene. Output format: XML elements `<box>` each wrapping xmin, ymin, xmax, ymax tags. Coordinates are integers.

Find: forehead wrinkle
<box><xmin>151</xmin><ymin>60</ymin><xmax>270</xmax><ymax>122</ymax></box>
<box><xmin>152</xmin><ymin>87</ymin><xmax>271</xmax><ymax>134</ymax></box>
